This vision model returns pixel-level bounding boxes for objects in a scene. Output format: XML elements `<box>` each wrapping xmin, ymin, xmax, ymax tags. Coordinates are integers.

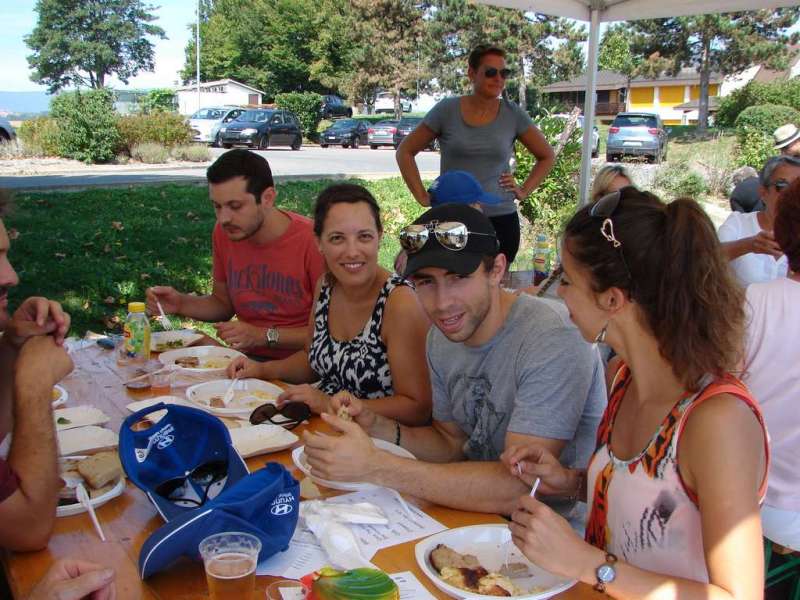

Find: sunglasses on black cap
<box><xmin>154</xmin><ymin>459</ymin><xmax>228</xmax><ymax>507</ymax></box>
<box><xmin>249</xmin><ymin>401</ymin><xmax>311</xmax><ymax>429</ymax></box>
<box><xmin>399</xmin><ymin>221</ymin><xmax>497</xmax><ymax>254</ymax></box>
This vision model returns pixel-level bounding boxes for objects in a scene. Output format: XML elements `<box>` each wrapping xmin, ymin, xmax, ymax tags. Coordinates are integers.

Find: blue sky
<box><xmin>0</xmin><ymin>0</ymin><xmax>194</xmax><ymax>91</ymax></box>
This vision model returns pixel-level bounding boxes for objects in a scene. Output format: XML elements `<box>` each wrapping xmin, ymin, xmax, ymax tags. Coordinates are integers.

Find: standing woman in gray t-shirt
<box><xmin>396</xmin><ymin>45</ymin><xmax>555</xmax><ymax>264</ymax></box>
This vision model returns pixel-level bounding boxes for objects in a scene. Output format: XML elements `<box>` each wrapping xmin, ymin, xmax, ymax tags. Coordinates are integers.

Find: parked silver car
<box><xmin>0</xmin><ymin>117</ymin><xmax>16</xmax><ymax>143</ymax></box>
<box><xmin>368</xmin><ymin>120</ymin><xmax>399</xmax><ymax>149</ymax></box>
<box><xmin>606</xmin><ymin>112</ymin><xmax>668</xmax><ymax>163</ymax></box>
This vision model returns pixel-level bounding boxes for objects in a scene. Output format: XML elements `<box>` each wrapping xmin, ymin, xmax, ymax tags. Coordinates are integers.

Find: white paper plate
<box><xmin>57</xmin><ymin>456</ymin><xmax>126</xmax><ymax>518</ymax></box>
<box><xmin>159</xmin><ymin>345</ymin><xmax>244</xmax><ymax>376</ymax></box>
<box><xmin>52</xmin><ymin>384</ymin><xmax>68</xmax><ymax>408</ymax></box>
<box><xmin>185</xmin><ymin>378</ymin><xmax>283</xmax><ymax>418</ymax></box>
<box><xmin>415</xmin><ymin>525</ymin><xmax>576</xmax><ymax>599</ymax></box>
<box><xmin>125</xmin><ymin>395</ymin><xmax>191</xmax><ymax>413</ymax></box>
<box><xmin>54</xmin><ymin>406</ymin><xmax>110</xmax><ymax>431</ymax></box>
<box><xmin>58</xmin><ymin>426</ymin><xmax>119</xmax><ymax>456</ymax></box>
<box><xmin>150</xmin><ymin>329</ymin><xmax>203</xmax><ymax>353</ymax></box>
<box><xmin>229</xmin><ymin>423</ymin><xmax>299</xmax><ymax>458</ymax></box>
<box><xmin>292</xmin><ymin>438</ymin><xmax>415</xmax><ymax>491</ymax></box>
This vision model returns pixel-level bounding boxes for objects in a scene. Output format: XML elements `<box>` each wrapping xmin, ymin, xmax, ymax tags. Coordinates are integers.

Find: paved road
<box><xmin>0</xmin><ymin>146</ymin><xmax>441</xmax><ymax>191</ymax></box>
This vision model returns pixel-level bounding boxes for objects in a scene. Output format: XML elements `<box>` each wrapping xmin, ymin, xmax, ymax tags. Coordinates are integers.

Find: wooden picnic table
<box><xmin>1</xmin><ymin>343</ymin><xmax>598</xmax><ymax>599</ymax></box>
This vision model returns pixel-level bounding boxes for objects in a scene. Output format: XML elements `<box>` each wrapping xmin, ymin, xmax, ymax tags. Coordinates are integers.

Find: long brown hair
<box><xmin>564</xmin><ymin>187</ymin><xmax>744</xmax><ymax>390</ymax></box>
<box><xmin>775</xmin><ymin>177</ymin><xmax>800</xmax><ymax>273</ymax></box>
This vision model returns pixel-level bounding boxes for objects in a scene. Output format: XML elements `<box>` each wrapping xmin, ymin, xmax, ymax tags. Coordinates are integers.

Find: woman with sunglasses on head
<box><xmin>590</xmin><ymin>164</ymin><xmax>633</xmax><ymax>203</ymax></box>
<box><xmin>502</xmin><ymin>186</ymin><xmax>769</xmax><ymax>599</ymax></box>
<box><xmin>396</xmin><ymin>44</ymin><xmax>554</xmax><ymax>265</ymax></box>
<box><xmin>227</xmin><ymin>184</ymin><xmax>432</xmax><ymax>426</ymax></box>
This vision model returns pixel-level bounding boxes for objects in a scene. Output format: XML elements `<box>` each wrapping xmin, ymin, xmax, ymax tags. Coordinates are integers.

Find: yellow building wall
<box><xmin>690</xmin><ymin>84</ymin><xmax>719</xmax><ymax>99</ymax></box>
<box><xmin>659</xmin><ymin>85</ymin><xmax>685</xmax><ymax>107</ymax></box>
<box><xmin>664</xmin><ymin>119</ymin><xmax>683</xmax><ymax>125</ymax></box>
<box><xmin>630</xmin><ymin>87</ymin><xmax>654</xmax><ymax>110</ymax></box>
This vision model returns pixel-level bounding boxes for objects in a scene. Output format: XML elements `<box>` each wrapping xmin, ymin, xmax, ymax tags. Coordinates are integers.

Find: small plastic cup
<box><xmin>199</xmin><ymin>532</ymin><xmax>261</xmax><ymax>600</ymax></box>
<box><xmin>265</xmin><ymin>580</ymin><xmax>305</xmax><ymax>600</ymax></box>
<box><xmin>149</xmin><ymin>369</ymin><xmax>172</xmax><ymax>393</ymax></box>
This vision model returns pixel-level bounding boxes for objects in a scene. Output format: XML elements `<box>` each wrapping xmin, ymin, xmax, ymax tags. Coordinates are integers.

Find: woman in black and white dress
<box><xmin>228</xmin><ymin>184</ymin><xmax>432</xmax><ymax>426</ymax></box>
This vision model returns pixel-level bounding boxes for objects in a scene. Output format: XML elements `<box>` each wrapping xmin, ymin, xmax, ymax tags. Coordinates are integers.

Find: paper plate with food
<box><xmin>52</xmin><ymin>385</ymin><xmax>68</xmax><ymax>408</ymax></box>
<box><xmin>292</xmin><ymin>438</ymin><xmax>416</xmax><ymax>492</ymax></box>
<box><xmin>54</xmin><ymin>406</ymin><xmax>110</xmax><ymax>431</ymax></box>
<box><xmin>150</xmin><ymin>329</ymin><xmax>203</xmax><ymax>353</ymax></box>
<box><xmin>229</xmin><ymin>423</ymin><xmax>299</xmax><ymax>458</ymax></box>
<box><xmin>58</xmin><ymin>452</ymin><xmax>126</xmax><ymax>517</ymax></box>
<box><xmin>58</xmin><ymin>426</ymin><xmax>119</xmax><ymax>457</ymax></box>
<box><xmin>415</xmin><ymin>525</ymin><xmax>576</xmax><ymax>599</ymax></box>
<box><xmin>158</xmin><ymin>346</ymin><xmax>244</xmax><ymax>377</ymax></box>
<box><xmin>185</xmin><ymin>378</ymin><xmax>283</xmax><ymax>417</ymax></box>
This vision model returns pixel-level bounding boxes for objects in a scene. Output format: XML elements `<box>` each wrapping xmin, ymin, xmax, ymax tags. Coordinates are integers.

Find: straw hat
<box><xmin>773</xmin><ymin>123</ymin><xmax>800</xmax><ymax>150</ymax></box>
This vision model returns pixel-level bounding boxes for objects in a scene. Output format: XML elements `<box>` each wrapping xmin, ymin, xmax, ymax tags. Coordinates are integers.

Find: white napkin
<box><xmin>301</xmin><ymin>500</ymin><xmax>389</xmax><ymax>525</ymax></box>
<box><xmin>304</xmin><ymin>513</ymin><xmax>375</xmax><ymax>571</ymax></box>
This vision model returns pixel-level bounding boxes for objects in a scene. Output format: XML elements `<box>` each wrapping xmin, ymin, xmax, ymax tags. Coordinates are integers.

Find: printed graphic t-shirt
<box><xmin>212</xmin><ymin>211</ymin><xmax>326</xmax><ymax>359</ymax></box>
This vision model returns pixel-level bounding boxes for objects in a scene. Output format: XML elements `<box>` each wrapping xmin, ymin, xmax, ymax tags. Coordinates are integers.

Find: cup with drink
<box><xmin>199</xmin><ymin>531</ymin><xmax>261</xmax><ymax>600</ymax></box>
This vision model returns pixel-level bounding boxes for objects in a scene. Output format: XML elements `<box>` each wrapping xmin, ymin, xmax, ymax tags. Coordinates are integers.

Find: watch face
<box><xmin>597</xmin><ymin>564</ymin><xmax>616</xmax><ymax>583</ymax></box>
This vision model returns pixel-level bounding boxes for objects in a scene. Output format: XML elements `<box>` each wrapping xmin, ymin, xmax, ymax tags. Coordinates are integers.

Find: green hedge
<box><xmin>17</xmin><ymin>117</ymin><xmax>60</xmax><ymax>156</ymax></box>
<box><xmin>116</xmin><ymin>113</ymin><xmax>193</xmax><ymax>154</ymax></box>
<box><xmin>50</xmin><ymin>89</ymin><xmax>121</xmax><ymax>163</ymax></box>
<box><xmin>717</xmin><ymin>79</ymin><xmax>800</xmax><ymax>127</ymax></box>
<box><xmin>734</xmin><ymin>104</ymin><xmax>800</xmax><ymax>136</ymax></box>
<box><xmin>275</xmin><ymin>92</ymin><xmax>323</xmax><ymax>140</ymax></box>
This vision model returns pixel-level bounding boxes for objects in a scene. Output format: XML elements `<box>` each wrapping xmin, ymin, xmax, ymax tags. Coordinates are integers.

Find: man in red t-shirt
<box><xmin>147</xmin><ymin>150</ymin><xmax>325</xmax><ymax>359</ymax></box>
<box><xmin>0</xmin><ymin>190</ymin><xmax>74</xmax><ymax>551</ymax></box>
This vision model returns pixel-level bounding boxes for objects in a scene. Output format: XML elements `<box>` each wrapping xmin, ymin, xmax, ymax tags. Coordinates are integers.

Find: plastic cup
<box><xmin>199</xmin><ymin>532</ymin><xmax>261</xmax><ymax>600</ymax></box>
<box><xmin>265</xmin><ymin>580</ymin><xmax>305</xmax><ymax>600</ymax></box>
<box><xmin>149</xmin><ymin>369</ymin><xmax>172</xmax><ymax>394</ymax></box>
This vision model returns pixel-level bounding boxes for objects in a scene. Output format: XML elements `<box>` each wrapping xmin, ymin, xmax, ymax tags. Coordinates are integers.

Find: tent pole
<box><xmin>578</xmin><ymin>7</ymin><xmax>601</xmax><ymax>206</ymax></box>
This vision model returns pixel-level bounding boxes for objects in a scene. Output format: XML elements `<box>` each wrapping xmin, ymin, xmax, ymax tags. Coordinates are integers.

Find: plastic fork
<box><xmin>76</xmin><ymin>483</ymin><xmax>106</xmax><ymax>541</ymax></box>
<box><xmin>155</xmin><ymin>300</ymin><xmax>174</xmax><ymax>331</ymax></box>
<box><xmin>221</xmin><ymin>378</ymin><xmax>238</xmax><ymax>407</ymax></box>
<box><xmin>502</xmin><ymin>466</ymin><xmax>541</xmax><ymax>571</ymax></box>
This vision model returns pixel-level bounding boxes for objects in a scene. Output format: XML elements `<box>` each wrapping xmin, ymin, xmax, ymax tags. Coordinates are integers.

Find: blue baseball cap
<box><xmin>139</xmin><ymin>463</ymin><xmax>300</xmax><ymax>578</ymax></box>
<box><xmin>428</xmin><ymin>170</ymin><xmax>502</xmax><ymax>207</ymax></box>
<box><xmin>119</xmin><ymin>403</ymin><xmax>249</xmax><ymax>521</ymax></box>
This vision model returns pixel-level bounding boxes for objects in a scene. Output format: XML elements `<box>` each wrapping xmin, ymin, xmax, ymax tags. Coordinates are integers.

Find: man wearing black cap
<box><xmin>304</xmin><ymin>204</ymin><xmax>605</xmax><ymax>523</ymax></box>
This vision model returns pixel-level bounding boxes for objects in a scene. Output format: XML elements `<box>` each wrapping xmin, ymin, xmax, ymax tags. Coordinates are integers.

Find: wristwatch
<box><xmin>594</xmin><ymin>552</ymin><xmax>617</xmax><ymax>593</ymax></box>
<box><xmin>265</xmin><ymin>326</ymin><xmax>280</xmax><ymax>348</ymax></box>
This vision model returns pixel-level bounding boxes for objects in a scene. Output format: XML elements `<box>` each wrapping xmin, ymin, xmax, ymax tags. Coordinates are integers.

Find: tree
<box><xmin>25</xmin><ymin>0</ymin><xmax>165</xmax><ymax>93</ymax></box>
<box><xmin>628</xmin><ymin>9</ymin><xmax>800</xmax><ymax>132</ymax></box>
<box><xmin>139</xmin><ymin>88</ymin><xmax>176</xmax><ymax>114</ymax></box>
<box><xmin>550</xmin><ymin>39</ymin><xmax>585</xmax><ymax>84</ymax></box>
<box><xmin>181</xmin><ymin>0</ymin><xmax>327</xmax><ymax>101</ymax></box>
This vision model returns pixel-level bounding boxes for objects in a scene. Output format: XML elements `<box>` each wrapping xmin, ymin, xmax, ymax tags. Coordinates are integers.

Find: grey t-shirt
<box><xmin>428</xmin><ymin>294</ymin><xmax>606</xmax><ymax>522</ymax></box>
<box><xmin>424</xmin><ymin>96</ymin><xmax>534</xmax><ymax>217</ymax></box>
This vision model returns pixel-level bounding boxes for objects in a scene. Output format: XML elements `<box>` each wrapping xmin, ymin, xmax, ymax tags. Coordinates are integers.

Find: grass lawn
<box><xmin>7</xmin><ymin>178</ymin><xmax>427</xmax><ymax>336</ymax></box>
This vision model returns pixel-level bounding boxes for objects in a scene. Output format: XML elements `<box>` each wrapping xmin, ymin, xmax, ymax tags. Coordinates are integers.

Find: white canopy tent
<box><xmin>473</xmin><ymin>0</ymin><xmax>800</xmax><ymax>205</ymax></box>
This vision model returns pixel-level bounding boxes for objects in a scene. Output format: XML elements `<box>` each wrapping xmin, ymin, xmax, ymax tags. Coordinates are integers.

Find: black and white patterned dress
<box><xmin>308</xmin><ymin>274</ymin><xmax>410</xmax><ymax>399</ymax></box>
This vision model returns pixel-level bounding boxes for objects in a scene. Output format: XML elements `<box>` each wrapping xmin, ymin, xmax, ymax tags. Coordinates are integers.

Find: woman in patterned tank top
<box><xmin>228</xmin><ymin>184</ymin><xmax>431</xmax><ymax>426</ymax></box>
<box><xmin>501</xmin><ymin>187</ymin><xmax>768</xmax><ymax>598</ymax></box>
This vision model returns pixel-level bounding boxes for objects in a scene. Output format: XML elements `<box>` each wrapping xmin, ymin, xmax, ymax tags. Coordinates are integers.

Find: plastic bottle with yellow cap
<box><xmin>123</xmin><ymin>301</ymin><xmax>151</xmax><ymax>364</ymax></box>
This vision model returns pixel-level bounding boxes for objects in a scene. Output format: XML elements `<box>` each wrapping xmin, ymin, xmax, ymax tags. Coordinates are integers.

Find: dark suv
<box><xmin>320</xmin><ymin>95</ymin><xmax>353</xmax><ymax>119</ymax></box>
<box><xmin>219</xmin><ymin>109</ymin><xmax>303</xmax><ymax>150</ymax></box>
<box><xmin>606</xmin><ymin>112</ymin><xmax>668</xmax><ymax>163</ymax></box>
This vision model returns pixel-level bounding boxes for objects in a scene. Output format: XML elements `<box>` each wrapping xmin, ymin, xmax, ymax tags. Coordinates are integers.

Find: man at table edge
<box><xmin>0</xmin><ymin>189</ymin><xmax>75</xmax><ymax>552</ymax></box>
<box><xmin>146</xmin><ymin>149</ymin><xmax>326</xmax><ymax>359</ymax></box>
<box><xmin>303</xmin><ymin>204</ymin><xmax>605</xmax><ymax>522</ymax></box>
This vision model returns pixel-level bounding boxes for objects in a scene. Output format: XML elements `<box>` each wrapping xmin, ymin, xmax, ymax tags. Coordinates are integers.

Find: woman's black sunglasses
<box><xmin>154</xmin><ymin>459</ymin><xmax>228</xmax><ymax>507</ymax></box>
<box><xmin>249</xmin><ymin>401</ymin><xmax>311</xmax><ymax>429</ymax></box>
<box><xmin>484</xmin><ymin>67</ymin><xmax>512</xmax><ymax>79</ymax></box>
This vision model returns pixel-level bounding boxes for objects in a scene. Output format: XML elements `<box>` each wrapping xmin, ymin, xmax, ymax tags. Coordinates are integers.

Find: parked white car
<box><xmin>188</xmin><ymin>106</ymin><xmax>245</xmax><ymax>144</ymax></box>
<box><xmin>553</xmin><ymin>113</ymin><xmax>600</xmax><ymax>158</ymax></box>
<box><xmin>374</xmin><ymin>92</ymin><xmax>411</xmax><ymax>114</ymax></box>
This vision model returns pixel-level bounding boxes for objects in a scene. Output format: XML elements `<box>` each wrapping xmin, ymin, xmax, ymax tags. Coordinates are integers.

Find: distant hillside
<box><xmin>0</xmin><ymin>91</ymin><xmax>51</xmax><ymax>115</ymax></box>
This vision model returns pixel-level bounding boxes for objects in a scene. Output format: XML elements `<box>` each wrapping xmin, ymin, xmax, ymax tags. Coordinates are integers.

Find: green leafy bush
<box><xmin>654</xmin><ymin>160</ymin><xmax>708</xmax><ymax>200</ymax></box>
<box><xmin>517</xmin><ymin>114</ymin><xmax>582</xmax><ymax>238</ymax></box>
<box><xmin>275</xmin><ymin>92</ymin><xmax>322</xmax><ymax>140</ymax></box>
<box><xmin>117</xmin><ymin>113</ymin><xmax>193</xmax><ymax>154</ymax></box>
<box><xmin>717</xmin><ymin>79</ymin><xmax>800</xmax><ymax>127</ymax></box>
<box><xmin>17</xmin><ymin>117</ymin><xmax>61</xmax><ymax>156</ymax></box>
<box><xmin>139</xmin><ymin>88</ymin><xmax>177</xmax><ymax>114</ymax></box>
<box><xmin>131</xmin><ymin>142</ymin><xmax>170</xmax><ymax>164</ymax></box>
<box><xmin>50</xmin><ymin>89</ymin><xmax>121</xmax><ymax>163</ymax></box>
<box><xmin>734</xmin><ymin>104</ymin><xmax>800</xmax><ymax>136</ymax></box>
<box><xmin>734</xmin><ymin>127</ymin><xmax>777</xmax><ymax>170</ymax></box>
<box><xmin>171</xmin><ymin>144</ymin><xmax>210</xmax><ymax>162</ymax></box>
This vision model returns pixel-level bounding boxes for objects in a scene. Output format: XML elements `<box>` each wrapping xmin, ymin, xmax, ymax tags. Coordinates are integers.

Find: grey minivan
<box><xmin>606</xmin><ymin>112</ymin><xmax>668</xmax><ymax>163</ymax></box>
